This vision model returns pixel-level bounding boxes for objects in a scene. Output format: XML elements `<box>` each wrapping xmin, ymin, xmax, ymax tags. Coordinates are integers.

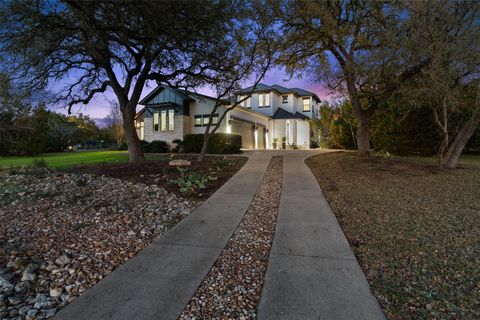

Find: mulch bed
<box><xmin>65</xmin><ymin>155</ymin><xmax>248</xmax><ymax>200</ymax></box>
<box><xmin>179</xmin><ymin>156</ymin><xmax>283</xmax><ymax>320</ymax></box>
<box><xmin>306</xmin><ymin>152</ymin><xmax>480</xmax><ymax>320</ymax></box>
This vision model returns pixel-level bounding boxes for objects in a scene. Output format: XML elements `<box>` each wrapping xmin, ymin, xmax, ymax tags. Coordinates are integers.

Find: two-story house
<box><xmin>135</xmin><ymin>83</ymin><xmax>320</xmax><ymax>149</ymax></box>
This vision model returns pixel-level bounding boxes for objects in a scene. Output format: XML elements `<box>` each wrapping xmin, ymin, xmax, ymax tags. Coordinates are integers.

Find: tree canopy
<box><xmin>0</xmin><ymin>0</ymin><xmax>243</xmax><ymax>162</ymax></box>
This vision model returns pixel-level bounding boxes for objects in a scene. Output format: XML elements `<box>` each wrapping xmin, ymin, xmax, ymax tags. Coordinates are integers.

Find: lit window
<box><xmin>168</xmin><ymin>110</ymin><xmax>174</xmax><ymax>131</ymax></box>
<box><xmin>202</xmin><ymin>115</ymin><xmax>210</xmax><ymax>126</ymax></box>
<box><xmin>238</xmin><ymin>95</ymin><xmax>251</xmax><ymax>108</ymax></box>
<box><xmin>282</xmin><ymin>95</ymin><xmax>288</xmax><ymax>103</ymax></box>
<box><xmin>160</xmin><ymin>110</ymin><xmax>167</xmax><ymax>131</ymax></box>
<box><xmin>153</xmin><ymin>113</ymin><xmax>159</xmax><ymax>131</ymax></box>
<box><xmin>212</xmin><ymin>114</ymin><xmax>219</xmax><ymax>125</ymax></box>
<box><xmin>302</xmin><ymin>98</ymin><xmax>311</xmax><ymax>112</ymax></box>
<box><xmin>194</xmin><ymin>115</ymin><xmax>202</xmax><ymax>126</ymax></box>
<box><xmin>259</xmin><ymin>93</ymin><xmax>270</xmax><ymax>107</ymax></box>
<box><xmin>140</xmin><ymin>121</ymin><xmax>144</xmax><ymax>140</ymax></box>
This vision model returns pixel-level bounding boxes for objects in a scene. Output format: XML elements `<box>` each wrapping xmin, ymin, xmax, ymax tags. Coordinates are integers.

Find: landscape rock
<box><xmin>49</xmin><ymin>288</ymin><xmax>62</xmax><ymax>298</ymax></box>
<box><xmin>14</xmin><ymin>282</ymin><xmax>29</xmax><ymax>294</ymax></box>
<box><xmin>0</xmin><ymin>168</ymin><xmax>200</xmax><ymax>319</ymax></box>
<box><xmin>169</xmin><ymin>159</ymin><xmax>191</xmax><ymax>167</ymax></box>
<box><xmin>55</xmin><ymin>255</ymin><xmax>71</xmax><ymax>267</ymax></box>
<box><xmin>0</xmin><ymin>277</ymin><xmax>14</xmax><ymax>295</ymax></box>
<box><xmin>20</xmin><ymin>271</ymin><xmax>36</xmax><ymax>282</ymax></box>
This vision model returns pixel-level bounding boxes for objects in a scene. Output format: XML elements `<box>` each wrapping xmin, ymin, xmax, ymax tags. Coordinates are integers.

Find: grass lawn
<box><xmin>306</xmin><ymin>152</ymin><xmax>480</xmax><ymax>320</ymax></box>
<box><xmin>0</xmin><ymin>151</ymin><xmax>172</xmax><ymax>169</ymax></box>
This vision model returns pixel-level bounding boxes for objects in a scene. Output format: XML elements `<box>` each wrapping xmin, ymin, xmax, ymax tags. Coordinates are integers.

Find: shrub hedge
<box><xmin>183</xmin><ymin>133</ymin><xmax>242</xmax><ymax>154</ymax></box>
<box><xmin>140</xmin><ymin>140</ymin><xmax>170</xmax><ymax>153</ymax></box>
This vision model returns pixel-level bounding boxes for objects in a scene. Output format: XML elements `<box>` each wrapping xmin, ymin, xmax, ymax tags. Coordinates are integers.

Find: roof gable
<box><xmin>272</xmin><ymin>107</ymin><xmax>309</xmax><ymax>120</ymax></box>
<box><xmin>139</xmin><ymin>85</ymin><xmax>193</xmax><ymax>106</ymax></box>
<box><xmin>236</xmin><ymin>83</ymin><xmax>321</xmax><ymax>102</ymax></box>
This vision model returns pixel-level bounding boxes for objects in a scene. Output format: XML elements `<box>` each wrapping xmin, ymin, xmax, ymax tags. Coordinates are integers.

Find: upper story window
<box><xmin>302</xmin><ymin>97</ymin><xmax>311</xmax><ymax>112</ymax></box>
<box><xmin>282</xmin><ymin>95</ymin><xmax>288</xmax><ymax>103</ymax></box>
<box><xmin>259</xmin><ymin>93</ymin><xmax>270</xmax><ymax>108</ymax></box>
<box><xmin>238</xmin><ymin>95</ymin><xmax>251</xmax><ymax>108</ymax></box>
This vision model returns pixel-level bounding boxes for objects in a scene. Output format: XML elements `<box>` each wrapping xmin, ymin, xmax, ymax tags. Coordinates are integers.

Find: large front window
<box><xmin>153</xmin><ymin>112</ymin><xmax>159</xmax><ymax>131</ymax></box>
<box><xmin>168</xmin><ymin>110</ymin><xmax>175</xmax><ymax>131</ymax></box>
<box><xmin>259</xmin><ymin>93</ymin><xmax>270</xmax><ymax>107</ymax></box>
<box><xmin>302</xmin><ymin>98</ymin><xmax>311</xmax><ymax>112</ymax></box>
<box><xmin>140</xmin><ymin>121</ymin><xmax>144</xmax><ymax>140</ymax></box>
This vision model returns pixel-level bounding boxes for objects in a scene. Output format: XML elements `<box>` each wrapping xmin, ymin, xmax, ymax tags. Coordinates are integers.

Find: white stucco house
<box><xmin>134</xmin><ymin>83</ymin><xmax>321</xmax><ymax>149</ymax></box>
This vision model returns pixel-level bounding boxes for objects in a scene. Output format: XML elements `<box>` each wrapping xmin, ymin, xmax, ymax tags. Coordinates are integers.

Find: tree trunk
<box><xmin>442</xmin><ymin>106</ymin><xmax>480</xmax><ymax>169</ymax></box>
<box><xmin>345</xmin><ymin>74</ymin><xmax>371</xmax><ymax>156</ymax></box>
<box><xmin>198</xmin><ymin>133</ymin><xmax>210</xmax><ymax>162</ymax></box>
<box><xmin>122</xmin><ymin>106</ymin><xmax>145</xmax><ymax>163</ymax></box>
<box><xmin>356</xmin><ymin>119</ymin><xmax>371</xmax><ymax>156</ymax></box>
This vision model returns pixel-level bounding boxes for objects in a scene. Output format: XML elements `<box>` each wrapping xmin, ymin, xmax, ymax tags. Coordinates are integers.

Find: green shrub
<box><xmin>168</xmin><ymin>171</ymin><xmax>214</xmax><ymax>193</ymax></box>
<box><xmin>149</xmin><ymin>140</ymin><xmax>170</xmax><ymax>153</ymax></box>
<box><xmin>183</xmin><ymin>133</ymin><xmax>242</xmax><ymax>154</ymax></box>
<box><xmin>213</xmin><ymin>158</ymin><xmax>234</xmax><ymax>170</ymax></box>
<box><xmin>139</xmin><ymin>140</ymin><xmax>151</xmax><ymax>153</ymax></box>
<box><xmin>222</xmin><ymin>144</ymin><xmax>242</xmax><ymax>154</ymax></box>
<box><xmin>228</xmin><ymin>134</ymin><xmax>242</xmax><ymax>150</ymax></box>
<box><xmin>183</xmin><ymin>134</ymin><xmax>205</xmax><ymax>153</ymax></box>
<box><xmin>207</xmin><ymin>133</ymin><xmax>229</xmax><ymax>154</ymax></box>
<box><xmin>118</xmin><ymin>141</ymin><xmax>128</xmax><ymax>150</ymax></box>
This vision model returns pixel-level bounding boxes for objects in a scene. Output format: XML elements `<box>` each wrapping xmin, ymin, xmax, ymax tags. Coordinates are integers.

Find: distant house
<box><xmin>134</xmin><ymin>83</ymin><xmax>321</xmax><ymax>149</ymax></box>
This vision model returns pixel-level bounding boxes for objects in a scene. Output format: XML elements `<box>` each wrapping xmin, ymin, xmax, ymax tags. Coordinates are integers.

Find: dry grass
<box><xmin>306</xmin><ymin>152</ymin><xmax>480</xmax><ymax>320</ymax></box>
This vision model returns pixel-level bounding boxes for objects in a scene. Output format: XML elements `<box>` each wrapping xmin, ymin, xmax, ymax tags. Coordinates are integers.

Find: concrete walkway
<box><xmin>55</xmin><ymin>156</ymin><xmax>270</xmax><ymax>320</ymax></box>
<box><xmin>55</xmin><ymin>150</ymin><xmax>385</xmax><ymax>320</ymax></box>
<box><xmin>257</xmin><ymin>151</ymin><xmax>386</xmax><ymax>320</ymax></box>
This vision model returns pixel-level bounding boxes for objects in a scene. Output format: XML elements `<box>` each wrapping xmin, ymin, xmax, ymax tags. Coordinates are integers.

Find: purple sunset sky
<box><xmin>52</xmin><ymin>67</ymin><xmax>334</xmax><ymax>120</ymax></box>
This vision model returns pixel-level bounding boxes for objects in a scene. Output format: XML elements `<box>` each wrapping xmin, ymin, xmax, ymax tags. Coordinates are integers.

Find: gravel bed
<box><xmin>179</xmin><ymin>156</ymin><xmax>283</xmax><ymax>320</ymax></box>
<box><xmin>0</xmin><ymin>168</ymin><xmax>200</xmax><ymax>320</ymax></box>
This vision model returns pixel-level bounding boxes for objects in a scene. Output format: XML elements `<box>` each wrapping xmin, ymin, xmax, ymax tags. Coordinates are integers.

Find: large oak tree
<box><xmin>0</xmin><ymin>0</ymin><xmax>237</xmax><ymax>162</ymax></box>
<box><xmin>275</xmin><ymin>0</ymin><xmax>429</xmax><ymax>156</ymax></box>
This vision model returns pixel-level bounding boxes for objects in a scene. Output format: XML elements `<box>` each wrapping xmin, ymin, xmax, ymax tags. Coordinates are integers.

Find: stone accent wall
<box><xmin>143</xmin><ymin>115</ymin><xmax>184</xmax><ymax>143</ymax></box>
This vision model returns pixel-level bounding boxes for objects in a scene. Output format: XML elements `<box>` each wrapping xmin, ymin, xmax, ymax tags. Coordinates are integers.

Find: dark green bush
<box><xmin>149</xmin><ymin>140</ymin><xmax>170</xmax><ymax>153</ymax></box>
<box><xmin>207</xmin><ymin>133</ymin><xmax>229</xmax><ymax>154</ymax></box>
<box><xmin>222</xmin><ymin>144</ymin><xmax>242</xmax><ymax>154</ymax></box>
<box><xmin>139</xmin><ymin>140</ymin><xmax>151</xmax><ymax>153</ymax></box>
<box><xmin>183</xmin><ymin>133</ymin><xmax>242</xmax><ymax>154</ymax></box>
<box><xmin>183</xmin><ymin>134</ymin><xmax>205</xmax><ymax>153</ymax></box>
<box><xmin>228</xmin><ymin>134</ymin><xmax>242</xmax><ymax>150</ymax></box>
<box><xmin>118</xmin><ymin>141</ymin><xmax>128</xmax><ymax>150</ymax></box>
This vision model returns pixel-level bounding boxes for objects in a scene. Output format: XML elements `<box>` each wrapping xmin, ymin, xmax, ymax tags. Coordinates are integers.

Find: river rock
<box><xmin>55</xmin><ymin>255</ymin><xmax>71</xmax><ymax>266</ymax></box>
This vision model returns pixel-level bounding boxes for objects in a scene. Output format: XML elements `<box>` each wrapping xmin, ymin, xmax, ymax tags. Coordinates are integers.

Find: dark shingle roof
<box><xmin>236</xmin><ymin>83</ymin><xmax>321</xmax><ymax>102</ymax></box>
<box><xmin>272</xmin><ymin>108</ymin><xmax>309</xmax><ymax>120</ymax></box>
